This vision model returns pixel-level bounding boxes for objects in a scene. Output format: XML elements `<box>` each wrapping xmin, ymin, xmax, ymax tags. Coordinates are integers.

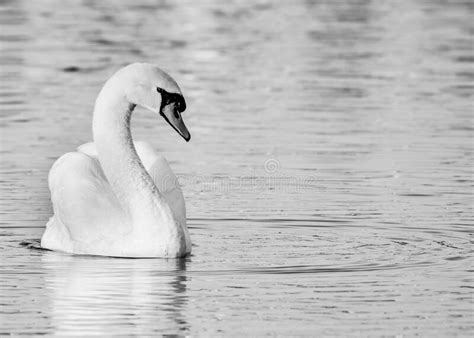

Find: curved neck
<box><xmin>88</xmin><ymin>68</ymin><xmax>187</xmax><ymax>257</ymax></box>
<box><xmin>92</xmin><ymin>82</ymin><xmax>161</xmax><ymax>213</ymax></box>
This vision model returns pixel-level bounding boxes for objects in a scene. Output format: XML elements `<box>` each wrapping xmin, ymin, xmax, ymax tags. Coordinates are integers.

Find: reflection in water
<box><xmin>41</xmin><ymin>252</ymin><xmax>189</xmax><ymax>335</ymax></box>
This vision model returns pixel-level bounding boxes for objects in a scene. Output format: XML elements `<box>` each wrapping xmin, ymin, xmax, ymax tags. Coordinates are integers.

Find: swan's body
<box><xmin>41</xmin><ymin>63</ymin><xmax>192</xmax><ymax>257</ymax></box>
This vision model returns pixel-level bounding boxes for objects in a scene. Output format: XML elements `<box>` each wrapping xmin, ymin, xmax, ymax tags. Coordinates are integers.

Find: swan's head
<box><xmin>118</xmin><ymin>63</ymin><xmax>190</xmax><ymax>142</ymax></box>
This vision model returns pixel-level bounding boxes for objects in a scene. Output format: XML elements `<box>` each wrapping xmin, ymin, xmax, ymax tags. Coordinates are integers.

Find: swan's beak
<box><xmin>160</xmin><ymin>103</ymin><xmax>191</xmax><ymax>142</ymax></box>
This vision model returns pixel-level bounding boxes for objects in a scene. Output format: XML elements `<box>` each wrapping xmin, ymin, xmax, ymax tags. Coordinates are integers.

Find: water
<box><xmin>0</xmin><ymin>0</ymin><xmax>473</xmax><ymax>335</ymax></box>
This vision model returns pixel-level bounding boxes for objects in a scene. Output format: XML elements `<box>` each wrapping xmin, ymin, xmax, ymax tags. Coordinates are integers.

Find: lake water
<box><xmin>0</xmin><ymin>0</ymin><xmax>473</xmax><ymax>336</ymax></box>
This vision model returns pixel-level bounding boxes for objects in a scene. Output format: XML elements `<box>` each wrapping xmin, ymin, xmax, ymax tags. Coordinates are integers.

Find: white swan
<box><xmin>41</xmin><ymin>63</ymin><xmax>192</xmax><ymax>258</ymax></box>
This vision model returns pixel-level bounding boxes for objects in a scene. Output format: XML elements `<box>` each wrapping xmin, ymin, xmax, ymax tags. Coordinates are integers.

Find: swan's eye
<box><xmin>176</xmin><ymin>97</ymin><xmax>186</xmax><ymax>113</ymax></box>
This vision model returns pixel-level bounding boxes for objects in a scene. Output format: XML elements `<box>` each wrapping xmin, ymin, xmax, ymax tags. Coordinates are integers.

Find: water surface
<box><xmin>0</xmin><ymin>0</ymin><xmax>473</xmax><ymax>336</ymax></box>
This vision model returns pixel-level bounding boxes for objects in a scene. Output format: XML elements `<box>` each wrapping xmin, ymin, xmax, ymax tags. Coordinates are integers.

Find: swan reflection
<box><xmin>41</xmin><ymin>252</ymin><xmax>189</xmax><ymax>335</ymax></box>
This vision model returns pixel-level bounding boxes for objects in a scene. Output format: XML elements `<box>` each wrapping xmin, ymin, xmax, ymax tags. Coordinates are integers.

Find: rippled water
<box><xmin>1</xmin><ymin>0</ymin><xmax>473</xmax><ymax>336</ymax></box>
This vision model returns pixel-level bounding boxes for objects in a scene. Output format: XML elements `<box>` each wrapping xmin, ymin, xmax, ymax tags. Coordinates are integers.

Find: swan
<box><xmin>41</xmin><ymin>63</ymin><xmax>192</xmax><ymax>258</ymax></box>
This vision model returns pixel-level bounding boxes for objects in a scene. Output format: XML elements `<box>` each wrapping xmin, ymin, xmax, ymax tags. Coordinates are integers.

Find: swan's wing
<box><xmin>133</xmin><ymin>141</ymin><xmax>186</xmax><ymax>224</ymax></box>
<box><xmin>134</xmin><ymin>141</ymin><xmax>190</xmax><ymax>253</ymax></box>
<box><xmin>42</xmin><ymin>151</ymin><xmax>128</xmax><ymax>252</ymax></box>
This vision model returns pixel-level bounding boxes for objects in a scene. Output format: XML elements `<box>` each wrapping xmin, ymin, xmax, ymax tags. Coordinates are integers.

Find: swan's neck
<box><xmin>91</xmin><ymin>81</ymin><xmax>178</xmax><ymax>236</ymax></box>
<box><xmin>92</xmin><ymin>88</ymin><xmax>153</xmax><ymax>209</ymax></box>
